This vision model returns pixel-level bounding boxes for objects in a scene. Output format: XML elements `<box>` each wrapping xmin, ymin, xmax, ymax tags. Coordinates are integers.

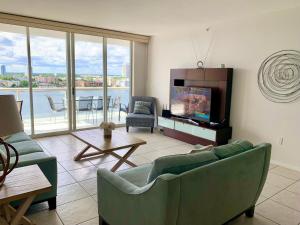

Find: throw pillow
<box><xmin>212</xmin><ymin>140</ymin><xmax>253</xmax><ymax>159</ymax></box>
<box><xmin>133</xmin><ymin>101</ymin><xmax>152</xmax><ymax>114</ymax></box>
<box><xmin>147</xmin><ymin>150</ymin><xmax>218</xmax><ymax>183</ymax></box>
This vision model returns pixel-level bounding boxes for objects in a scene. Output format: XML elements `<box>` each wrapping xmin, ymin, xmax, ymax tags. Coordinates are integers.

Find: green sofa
<box><xmin>97</xmin><ymin>141</ymin><xmax>271</xmax><ymax>225</ymax></box>
<box><xmin>1</xmin><ymin>132</ymin><xmax>57</xmax><ymax>209</ymax></box>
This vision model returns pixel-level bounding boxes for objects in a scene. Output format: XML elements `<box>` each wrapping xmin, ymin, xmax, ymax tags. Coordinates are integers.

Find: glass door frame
<box><xmin>26</xmin><ymin>28</ymin><xmax>73</xmax><ymax>138</ymax></box>
<box><xmin>70</xmin><ymin>34</ymin><xmax>133</xmax><ymax>131</ymax></box>
<box><xmin>15</xmin><ymin>27</ymin><xmax>133</xmax><ymax>138</ymax></box>
<box><xmin>70</xmin><ymin>33</ymin><xmax>106</xmax><ymax>131</ymax></box>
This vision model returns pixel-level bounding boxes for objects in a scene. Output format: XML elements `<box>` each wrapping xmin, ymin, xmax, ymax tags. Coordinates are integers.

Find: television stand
<box><xmin>158</xmin><ymin>116</ymin><xmax>232</xmax><ymax>146</ymax></box>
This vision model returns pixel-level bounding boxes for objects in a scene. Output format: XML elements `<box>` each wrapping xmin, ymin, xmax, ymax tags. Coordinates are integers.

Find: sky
<box><xmin>0</xmin><ymin>31</ymin><xmax>130</xmax><ymax>76</ymax></box>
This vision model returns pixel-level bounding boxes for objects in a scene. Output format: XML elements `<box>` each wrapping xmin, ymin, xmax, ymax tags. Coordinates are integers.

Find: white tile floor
<box><xmin>25</xmin><ymin>127</ymin><xmax>300</xmax><ymax>225</ymax></box>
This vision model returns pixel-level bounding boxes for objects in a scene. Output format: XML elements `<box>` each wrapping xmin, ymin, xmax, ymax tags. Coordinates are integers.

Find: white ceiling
<box><xmin>0</xmin><ymin>0</ymin><xmax>300</xmax><ymax>36</ymax></box>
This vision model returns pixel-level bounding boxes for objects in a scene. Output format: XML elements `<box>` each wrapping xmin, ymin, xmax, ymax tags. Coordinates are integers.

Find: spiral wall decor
<box><xmin>258</xmin><ymin>50</ymin><xmax>300</xmax><ymax>103</ymax></box>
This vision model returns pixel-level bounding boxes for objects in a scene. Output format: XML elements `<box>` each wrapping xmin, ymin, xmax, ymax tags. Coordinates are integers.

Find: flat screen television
<box><xmin>170</xmin><ymin>86</ymin><xmax>217</xmax><ymax>123</ymax></box>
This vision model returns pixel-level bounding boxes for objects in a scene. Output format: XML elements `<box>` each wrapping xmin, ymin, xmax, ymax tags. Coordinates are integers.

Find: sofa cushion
<box><xmin>0</xmin><ymin>140</ymin><xmax>44</xmax><ymax>157</ymax></box>
<box><xmin>133</xmin><ymin>101</ymin><xmax>152</xmax><ymax>115</ymax></box>
<box><xmin>213</xmin><ymin>140</ymin><xmax>253</xmax><ymax>159</ymax></box>
<box><xmin>147</xmin><ymin>151</ymin><xmax>218</xmax><ymax>183</ymax></box>
<box><xmin>5</xmin><ymin>132</ymin><xmax>31</xmax><ymax>144</ymax></box>
<box><xmin>117</xmin><ymin>164</ymin><xmax>153</xmax><ymax>187</ymax></box>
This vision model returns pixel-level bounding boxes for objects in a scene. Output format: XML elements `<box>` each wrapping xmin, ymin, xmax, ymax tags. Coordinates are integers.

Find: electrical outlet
<box><xmin>279</xmin><ymin>137</ymin><xmax>284</xmax><ymax>145</ymax></box>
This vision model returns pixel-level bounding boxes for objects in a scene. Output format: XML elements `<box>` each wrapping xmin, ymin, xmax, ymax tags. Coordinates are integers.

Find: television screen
<box><xmin>170</xmin><ymin>86</ymin><xmax>212</xmax><ymax>122</ymax></box>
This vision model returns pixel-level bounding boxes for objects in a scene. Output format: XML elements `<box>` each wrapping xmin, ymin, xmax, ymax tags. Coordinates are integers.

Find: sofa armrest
<box><xmin>97</xmin><ymin>168</ymin><xmax>180</xmax><ymax>225</ymax></box>
<box><xmin>97</xmin><ymin>168</ymin><xmax>145</xmax><ymax>194</ymax></box>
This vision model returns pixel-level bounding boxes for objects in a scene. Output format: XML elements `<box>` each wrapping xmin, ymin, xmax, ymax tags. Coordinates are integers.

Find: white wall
<box><xmin>133</xmin><ymin>42</ymin><xmax>148</xmax><ymax>96</ymax></box>
<box><xmin>147</xmin><ymin>7</ymin><xmax>300</xmax><ymax>171</ymax></box>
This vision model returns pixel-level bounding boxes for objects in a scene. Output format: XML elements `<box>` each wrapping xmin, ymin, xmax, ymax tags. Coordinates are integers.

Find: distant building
<box><xmin>75</xmin><ymin>79</ymin><xmax>102</xmax><ymax>87</ymax></box>
<box><xmin>122</xmin><ymin>64</ymin><xmax>131</xmax><ymax>77</ymax></box>
<box><xmin>35</xmin><ymin>76</ymin><xmax>57</xmax><ymax>84</ymax></box>
<box><xmin>1</xmin><ymin>65</ymin><xmax>6</xmax><ymax>75</ymax></box>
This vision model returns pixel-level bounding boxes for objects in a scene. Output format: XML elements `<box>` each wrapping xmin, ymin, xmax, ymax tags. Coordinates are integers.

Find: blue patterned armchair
<box><xmin>126</xmin><ymin>96</ymin><xmax>157</xmax><ymax>133</ymax></box>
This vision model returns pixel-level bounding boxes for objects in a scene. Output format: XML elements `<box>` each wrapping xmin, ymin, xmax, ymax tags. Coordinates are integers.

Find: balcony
<box><xmin>0</xmin><ymin>87</ymin><xmax>129</xmax><ymax>135</ymax></box>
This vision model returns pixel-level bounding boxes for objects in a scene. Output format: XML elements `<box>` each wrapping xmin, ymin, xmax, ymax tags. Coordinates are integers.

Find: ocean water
<box><xmin>0</xmin><ymin>88</ymin><xmax>129</xmax><ymax>119</ymax></box>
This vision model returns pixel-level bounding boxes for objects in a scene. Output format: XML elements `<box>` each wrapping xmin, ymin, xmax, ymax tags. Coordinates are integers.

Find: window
<box><xmin>74</xmin><ymin>34</ymin><xmax>104</xmax><ymax>129</ymax></box>
<box><xmin>0</xmin><ymin>22</ymin><xmax>133</xmax><ymax>136</ymax></box>
<box><xmin>107</xmin><ymin>38</ymin><xmax>131</xmax><ymax>124</ymax></box>
<box><xmin>0</xmin><ymin>24</ymin><xmax>32</xmax><ymax>134</ymax></box>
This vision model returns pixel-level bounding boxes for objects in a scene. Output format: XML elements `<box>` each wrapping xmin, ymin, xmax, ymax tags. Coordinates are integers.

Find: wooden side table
<box><xmin>0</xmin><ymin>165</ymin><xmax>52</xmax><ymax>225</ymax></box>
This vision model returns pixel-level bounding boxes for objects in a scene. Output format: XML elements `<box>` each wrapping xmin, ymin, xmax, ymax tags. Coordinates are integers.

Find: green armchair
<box><xmin>97</xmin><ymin>141</ymin><xmax>271</xmax><ymax>225</ymax></box>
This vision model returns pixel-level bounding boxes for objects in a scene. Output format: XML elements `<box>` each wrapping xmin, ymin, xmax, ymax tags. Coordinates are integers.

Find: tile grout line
<box><xmin>256</xmin><ymin>212</ymin><xmax>281</xmax><ymax>225</ymax></box>
<box><xmin>270</xmin><ymin>170</ymin><xmax>300</xmax><ymax>181</ymax></box>
<box><xmin>256</xmin><ymin>177</ymin><xmax>300</xmax><ymax>223</ymax></box>
<box><xmin>35</xmin><ymin>134</ymin><xmax>300</xmax><ymax>225</ymax></box>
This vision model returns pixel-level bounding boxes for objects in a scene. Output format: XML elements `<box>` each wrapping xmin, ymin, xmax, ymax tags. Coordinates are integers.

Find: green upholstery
<box><xmin>2</xmin><ymin>132</ymin><xmax>57</xmax><ymax>208</ymax></box>
<box><xmin>97</xmin><ymin>141</ymin><xmax>271</xmax><ymax>225</ymax></box>
<box><xmin>147</xmin><ymin>151</ymin><xmax>218</xmax><ymax>183</ymax></box>
<box><xmin>117</xmin><ymin>164</ymin><xmax>153</xmax><ymax>187</ymax></box>
<box><xmin>1</xmin><ymin>140</ymin><xmax>44</xmax><ymax>157</ymax></box>
<box><xmin>213</xmin><ymin>140</ymin><xmax>253</xmax><ymax>159</ymax></box>
<box><xmin>5</xmin><ymin>132</ymin><xmax>32</xmax><ymax>143</ymax></box>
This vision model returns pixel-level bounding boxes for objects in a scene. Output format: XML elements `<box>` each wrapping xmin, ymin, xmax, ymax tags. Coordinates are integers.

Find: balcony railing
<box><xmin>0</xmin><ymin>87</ymin><xmax>129</xmax><ymax>135</ymax></box>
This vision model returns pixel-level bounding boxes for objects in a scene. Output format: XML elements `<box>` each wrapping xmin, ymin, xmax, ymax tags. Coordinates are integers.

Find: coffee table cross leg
<box><xmin>109</xmin><ymin>152</ymin><xmax>136</xmax><ymax>167</ymax></box>
<box><xmin>111</xmin><ymin>145</ymin><xmax>138</xmax><ymax>172</ymax></box>
<box><xmin>74</xmin><ymin>145</ymin><xmax>91</xmax><ymax>161</ymax></box>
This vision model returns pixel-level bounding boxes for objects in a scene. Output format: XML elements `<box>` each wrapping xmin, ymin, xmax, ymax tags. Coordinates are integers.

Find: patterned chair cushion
<box><xmin>126</xmin><ymin>113</ymin><xmax>155</xmax><ymax>127</ymax></box>
<box><xmin>133</xmin><ymin>101</ymin><xmax>152</xmax><ymax>115</ymax></box>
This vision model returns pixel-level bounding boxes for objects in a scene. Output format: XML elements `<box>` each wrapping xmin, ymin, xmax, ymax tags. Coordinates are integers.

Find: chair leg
<box><xmin>126</xmin><ymin>126</ymin><xmax>129</xmax><ymax>132</ymax></box>
<box><xmin>245</xmin><ymin>206</ymin><xmax>255</xmax><ymax>217</ymax></box>
<box><xmin>48</xmin><ymin>197</ymin><xmax>56</xmax><ymax>210</ymax></box>
<box><xmin>99</xmin><ymin>216</ymin><xmax>109</xmax><ymax>225</ymax></box>
<box><xmin>151</xmin><ymin>127</ymin><xmax>154</xmax><ymax>133</ymax></box>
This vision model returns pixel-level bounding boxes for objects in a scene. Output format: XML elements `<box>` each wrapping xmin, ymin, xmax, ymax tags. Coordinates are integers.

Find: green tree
<box><xmin>19</xmin><ymin>80</ymin><xmax>29</xmax><ymax>87</ymax></box>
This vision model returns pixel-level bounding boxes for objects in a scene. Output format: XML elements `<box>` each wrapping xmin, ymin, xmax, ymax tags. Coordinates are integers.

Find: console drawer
<box><xmin>158</xmin><ymin>117</ymin><xmax>175</xmax><ymax>129</ymax></box>
<box><xmin>192</xmin><ymin>126</ymin><xmax>216</xmax><ymax>141</ymax></box>
<box><xmin>174</xmin><ymin>121</ymin><xmax>216</xmax><ymax>141</ymax></box>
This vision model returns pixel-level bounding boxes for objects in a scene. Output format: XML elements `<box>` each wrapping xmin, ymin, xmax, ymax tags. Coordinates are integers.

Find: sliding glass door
<box><xmin>29</xmin><ymin>28</ymin><xmax>69</xmax><ymax>134</ymax></box>
<box><xmin>107</xmin><ymin>38</ymin><xmax>131</xmax><ymax>124</ymax></box>
<box><xmin>74</xmin><ymin>34</ymin><xmax>104</xmax><ymax>129</ymax></box>
<box><xmin>0</xmin><ymin>22</ymin><xmax>132</xmax><ymax>136</ymax></box>
<box><xmin>0</xmin><ymin>23</ymin><xmax>32</xmax><ymax>134</ymax></box>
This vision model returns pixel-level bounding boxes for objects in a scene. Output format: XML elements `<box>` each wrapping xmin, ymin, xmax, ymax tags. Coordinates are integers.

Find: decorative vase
<box><xmin>0</xmin><ymin>138</ymin><xmax>19</xmax><ymax>187</ymax></box>
<box><xmin>100</xmin><ymin>122</ymin><xmax>116</xmax><ymax>139</ymax></box>
<box><xmin>104</xmin><ymin>128</ymin><xmax>112</xmax><ymax>138</ymax></box>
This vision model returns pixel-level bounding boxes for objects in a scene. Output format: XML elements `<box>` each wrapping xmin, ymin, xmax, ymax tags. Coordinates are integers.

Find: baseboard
<box><xmin>270</xmin><ymin>160</ymin><xmax>300</xmax><ymax>172</ymax></box>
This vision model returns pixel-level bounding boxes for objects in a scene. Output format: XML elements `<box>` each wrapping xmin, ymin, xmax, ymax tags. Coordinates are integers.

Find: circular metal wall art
<box><xmin>258</xmin><ymin>50</ymin><xmax>300</xmax><ymax>103</ymax></box>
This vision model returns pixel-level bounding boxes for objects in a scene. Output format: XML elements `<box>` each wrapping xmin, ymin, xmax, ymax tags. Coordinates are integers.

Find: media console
<box><xmin>159</xmin><ymin>68</ymin><xmax>233</xmax><ymax>146</ymax></box>
<box><xmin>158</xmin><ymin>116</ymin><xmax>232</xmax><ymax>146</ymax></box>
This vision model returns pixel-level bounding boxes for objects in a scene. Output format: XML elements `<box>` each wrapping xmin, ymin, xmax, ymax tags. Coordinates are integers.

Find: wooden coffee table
<box><xmin>72</xmin><ymin>129</ymin><xmax>147</xmax><ymax>172</ymax></box>
<box><xmin>0</xmin><ymin>165</ymin><xmax>52</xmax><ymax>225</ymax></box>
